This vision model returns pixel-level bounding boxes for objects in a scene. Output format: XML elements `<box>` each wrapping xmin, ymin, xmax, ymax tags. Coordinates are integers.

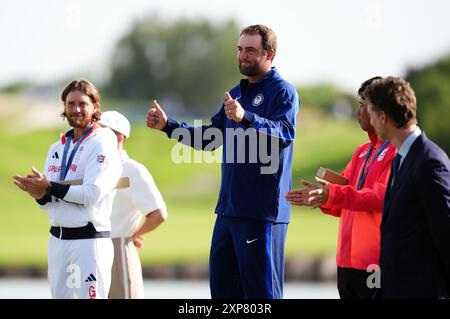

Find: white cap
<box><xmin>98</xmin><ymin>111</ymin><xmax>131</xmax><ymax>138</ymax></box>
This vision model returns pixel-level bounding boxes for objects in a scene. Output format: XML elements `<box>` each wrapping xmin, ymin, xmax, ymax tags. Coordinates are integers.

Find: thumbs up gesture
<box><xmin>147</xmin><ymin>100</ymin><xmax>168</xmax><ymax>130</ymax></box>
<box><xmin>224</xmin><ymin>91</ymin><xmax>244</xmax><ymax>123</ymax></box>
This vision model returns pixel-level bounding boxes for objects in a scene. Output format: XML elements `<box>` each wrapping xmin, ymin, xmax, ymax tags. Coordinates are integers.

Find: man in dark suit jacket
<box><xmin>365</xmin><ymin>76</ymin><xmax>450</xmax><ymax>298</ymax></box>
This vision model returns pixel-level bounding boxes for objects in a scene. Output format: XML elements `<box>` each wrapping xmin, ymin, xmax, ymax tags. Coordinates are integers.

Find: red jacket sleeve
<box><xmin>324</xmin><ymin>149</ymin><xmax>394</xmax><ymax>212</ymax></box>
<box><xmin>320</xmin><ymin>160</ymin><xmax>353</xmax><ymax>217</ymax></box>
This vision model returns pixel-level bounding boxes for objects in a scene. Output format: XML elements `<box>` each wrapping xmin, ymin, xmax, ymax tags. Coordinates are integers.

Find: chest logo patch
<box><xmin>359</xmin><ymin>150</ymin><xmax>368</xmax><ymax>158</ymax></box>
<box><xmin>378</xmin><ymin>148</ymin><xmax>389</xmax><ymax>161</ymax></box>
<box><xmin>252</xmin><ymin>94</ymin><xmax>264</xmax><ymax>107</ymax></box>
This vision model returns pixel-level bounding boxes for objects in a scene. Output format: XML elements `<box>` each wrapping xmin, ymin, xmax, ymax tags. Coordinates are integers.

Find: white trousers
<box><xmin>48</xmin><ymin>235</ymin><xmax>114</xmax><ymax>299</ymax></box>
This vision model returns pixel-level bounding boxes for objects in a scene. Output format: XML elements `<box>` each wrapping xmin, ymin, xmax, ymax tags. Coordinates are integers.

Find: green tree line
<box><xmin>2</xmin><ymin>16</ymin><xmax>448</xmax><ymax>154</ymax></box>
<box><xmin>406</xmin><ymin>55</ymin><xmax>450</xmax><ymax>154</ymax></box>
<box><xmin>104</xmin><ymin>16</ymin><xmax>239</xmax><ymax>113</ymax></box>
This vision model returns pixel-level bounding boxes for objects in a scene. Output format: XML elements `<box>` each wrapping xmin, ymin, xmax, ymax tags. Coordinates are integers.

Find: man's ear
<box><xmin>266</xmin><ymin>48</ymin><xmax>275</xmax><ymax>62</ymax></box>
<box><xmin>379</xmin><ymin>111</ymin><xmax>387</xmax><ymax>124</ymax></box>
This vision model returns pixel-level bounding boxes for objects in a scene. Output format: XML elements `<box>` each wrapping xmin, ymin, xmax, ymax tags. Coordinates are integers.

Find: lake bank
<box><xmin>0</xmin><ymin>255</ymin><xmax>337</xmax><ymax>282</ymax></box>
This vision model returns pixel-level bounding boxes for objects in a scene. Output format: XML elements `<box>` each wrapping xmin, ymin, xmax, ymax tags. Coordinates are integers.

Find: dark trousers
<box><xmin>337</xmin><ymin>267</ymin><xmax>379</xmax><ymax>299</ymax></box>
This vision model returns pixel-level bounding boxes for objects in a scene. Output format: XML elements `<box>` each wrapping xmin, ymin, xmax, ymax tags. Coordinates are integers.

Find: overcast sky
<box><xmin>1</xmin><ymin>0</ymin><xmax>450</xmax><ymax>93</ymax></box>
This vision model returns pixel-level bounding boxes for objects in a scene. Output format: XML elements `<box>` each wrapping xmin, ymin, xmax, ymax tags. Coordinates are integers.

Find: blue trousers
<box><xmin>209</xmin><ymin>215</ymin><xmax>287</xmax><ymax>299</ymax></box>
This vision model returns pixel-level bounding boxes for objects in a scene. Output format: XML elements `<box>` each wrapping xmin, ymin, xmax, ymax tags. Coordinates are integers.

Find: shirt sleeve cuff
<box><xmin>241</xmin><ymin>111</ymin><xmax>255</xmax><ymax>127</ymax></box>
<box><xmin>49</xmin><ymin>182</ymin><xmax>70</xmax><ymax>200</ymax></box>
<box><xmin>161</xmin><ymin>118</ymin><xmax>178</xmax><ymax>137</ymax></box>
<box><xmin>321</xmin><ymin>184</ymin><xmax>336</xmax><ymax>209</ymax></box>
<box><xmin>36</xmin><ymin>194</ymin><xmax>52</xmax><ymax>205</ymax></box>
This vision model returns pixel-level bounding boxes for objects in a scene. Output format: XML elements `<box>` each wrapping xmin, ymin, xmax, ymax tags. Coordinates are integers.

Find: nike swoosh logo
<box><xmin>246</xmin><ymin>238</ymin><xmax>258</xmax><ymax>244</ymax></box>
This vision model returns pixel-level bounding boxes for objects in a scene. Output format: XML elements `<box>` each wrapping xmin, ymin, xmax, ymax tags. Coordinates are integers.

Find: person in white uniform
<box><xmin>98</xmin><ymin>111</ymin><xmax>167</xmax><ymax>299</ymax></box>
<box><xmin>13</xmin><ymin>79</ymin><xmax>122</xmax><ymax>299</ymax></box>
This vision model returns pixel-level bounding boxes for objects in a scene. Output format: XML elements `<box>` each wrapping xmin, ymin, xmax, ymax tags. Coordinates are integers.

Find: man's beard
<box><xmin>67</xmin><ymin>114</ymin><xmax>91</xmax><ymax>128</ymax></box>
<box><xmin>239</xmin><ymin>61</ymin><xmax>262</xmax><ymax>77</ymax></box>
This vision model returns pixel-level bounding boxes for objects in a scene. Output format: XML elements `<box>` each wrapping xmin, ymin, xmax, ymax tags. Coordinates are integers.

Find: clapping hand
<box><xmin>285</xmin><ymin>177</ymin><xmax>330</xmax><ymax>208</ymax></box>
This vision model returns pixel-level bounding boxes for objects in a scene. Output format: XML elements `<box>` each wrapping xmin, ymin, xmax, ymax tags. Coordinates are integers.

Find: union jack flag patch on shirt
<box><xmin>97</xmin><ymin>155</ymin><xmax>106</xmax><ymax>163</ymax></box>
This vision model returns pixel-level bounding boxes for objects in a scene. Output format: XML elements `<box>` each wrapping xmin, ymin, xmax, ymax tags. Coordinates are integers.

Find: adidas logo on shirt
<box><xmin>85</xmin><ymin>273</ymin><xmax>97</xmax><ymax>282</ymax></box>
<box><xmin>51</xmin><ymin>152</ymin><xmax>59</xmax><ymax>159</ymax></box>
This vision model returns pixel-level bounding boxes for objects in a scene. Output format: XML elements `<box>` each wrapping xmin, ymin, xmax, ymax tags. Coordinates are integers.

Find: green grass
<box><xmin>0</xmin><ymin>106</ymin><xmax>366</xmax><ymax>266</ymax></box>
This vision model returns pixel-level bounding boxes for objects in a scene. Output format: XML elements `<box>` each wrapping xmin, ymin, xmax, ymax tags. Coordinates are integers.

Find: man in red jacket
<box><xmin>286</xmin><ymin>77</ymin><xmax>396</xmax><ymax>299</ymax></box>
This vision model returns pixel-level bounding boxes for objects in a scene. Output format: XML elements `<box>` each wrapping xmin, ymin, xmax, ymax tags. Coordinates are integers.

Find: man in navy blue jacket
<box><xmin>147</xmin><ymin>24</ymin><xmax>299</xmax><ymax>299</ymax></box>
<box><xmin>366</xmin><ymin>76</ymin><xmax>450</xmax><ymax>298</ymax></box>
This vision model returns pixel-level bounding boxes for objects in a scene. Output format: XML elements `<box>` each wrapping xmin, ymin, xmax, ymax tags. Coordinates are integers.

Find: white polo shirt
<box><xmin>40</xmin><ymin>126</ymin><xmax>122</xmax><ymax>231</ymax></box>
<box><xmin>110</xmin><ymin>150</ymin><xmax>166</xmax><ymax>238</ymax></box>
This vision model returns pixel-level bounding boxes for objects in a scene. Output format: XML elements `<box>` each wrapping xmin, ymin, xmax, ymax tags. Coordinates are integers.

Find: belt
<box><xmin>50</xmin><ymin>222</ymin><xmax>110</xmax><ymax>240</ymax></box>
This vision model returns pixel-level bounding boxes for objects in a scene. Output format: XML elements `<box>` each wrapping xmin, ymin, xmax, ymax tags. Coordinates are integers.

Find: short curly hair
<box><xmin>365</xmin><ymin>76</ymin><xmax>417</xmax><ymax>128</ymax></box>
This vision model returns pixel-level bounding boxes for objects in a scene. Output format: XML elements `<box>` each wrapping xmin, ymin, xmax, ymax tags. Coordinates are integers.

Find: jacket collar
<box><xmin>240</xmin><ymin>67</ymin><xmax>279</xmax><ymax>87</ymax></box>
<box><xmin>382</xmin><ymin>133</ymin><xmax>427</xmax><ymax>222</ymax></box>
<box><xmin>61</xmin><ymin>122</ymin><xmax>99</xmax><ymax>144</ymax></box>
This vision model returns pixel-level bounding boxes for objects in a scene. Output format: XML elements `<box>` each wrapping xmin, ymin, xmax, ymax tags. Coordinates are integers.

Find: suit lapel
<box><xmin>382</xmin><ymin>133</ymin><xmax>426</xmax><ymax>226</ymax></box>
